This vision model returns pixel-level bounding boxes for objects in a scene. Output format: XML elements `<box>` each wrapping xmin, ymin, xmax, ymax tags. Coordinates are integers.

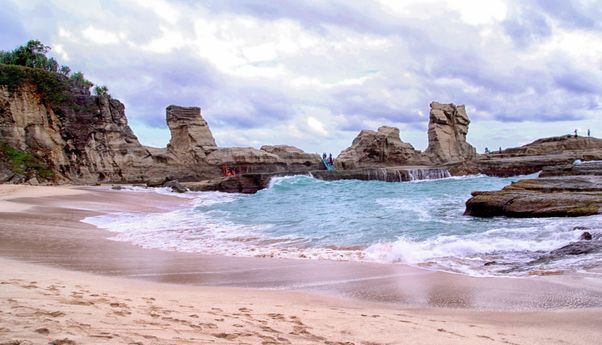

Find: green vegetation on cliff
<box><xmin>0</xmin><ymin>64</ymin><xmax>70</xmax><ymax>105</ymax></box>
<box><xmin>0</xmin><ymin>143</ymin><xmax>54</xmax><ymax>180</ymax></box>
<box><xmin>0</xmin><ymin>40</ymin><xmax>94</xmax><ymax>103</ymax></box>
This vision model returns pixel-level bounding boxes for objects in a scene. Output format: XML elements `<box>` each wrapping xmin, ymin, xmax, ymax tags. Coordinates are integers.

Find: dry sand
<box><xmin>1</xmin><ymin>184</ymin><xmax>602</xmax><ymax>344</ymax></box>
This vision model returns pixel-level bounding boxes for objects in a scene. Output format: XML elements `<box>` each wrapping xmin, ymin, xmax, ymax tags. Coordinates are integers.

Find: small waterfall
<box><xmin>405</xmin><ymin>168</ymin><xmax>451</xmax><ymax>181</ymax></box>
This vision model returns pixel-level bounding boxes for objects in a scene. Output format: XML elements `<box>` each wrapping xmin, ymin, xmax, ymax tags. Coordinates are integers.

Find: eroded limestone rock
<box><xmin>335</xmin><ymin>126</ymin><xmax>426</xmax><ymax>169</ymax></box>
<box><xmin>425</xmin><ymin>102</ymin><xmax>476</xmax><ymax>164</ymax></box>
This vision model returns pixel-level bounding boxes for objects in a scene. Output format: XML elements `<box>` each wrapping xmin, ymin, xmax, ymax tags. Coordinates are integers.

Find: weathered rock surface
<box><xmin>0</xmin><ymin>71</ymin><xmax>156</xmax><ymax>183</ymax></box>
<box><xmin>260</xmin><ymin>145</ymin><xmax>322</xmax><ymax>171</ymax></box>
<box><xmin>465</xmin><ymin>175</ymin><xmax>602</xmax><ymax>217</ymax></box>
<box><xmin>476</xmin><ymin>136</ymin><xmax>602</xmax><ymax>177</ymax></box>
<box><xmin>166</xmin><ymin>105</ymin><xmax>217</xmax><ymax>162</ymax></box>
<box><xmin>425</xmin><ymin>102</ymin><xmax>476</xmax><ymax>164</ymax></box>
<box><xmin>335</xmin><ymin>126</ymin><xmax>427</xmax><ymax>169</ymax></box>
<box><xmin>0</xmin><ymin>65</ymin><xmax>322</xmax><ymax>185</ymax></box>
<box><xmin>185</xmin><ymin>174</ymin><xmax>275</xmax><ymax>194</ymax></box>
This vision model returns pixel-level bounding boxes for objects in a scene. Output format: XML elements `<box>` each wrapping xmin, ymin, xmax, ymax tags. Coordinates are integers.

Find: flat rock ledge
<box><xmin>464</xmin><ymin>175</ymin><xmax>602</xmax><ymax>217</ymax></box>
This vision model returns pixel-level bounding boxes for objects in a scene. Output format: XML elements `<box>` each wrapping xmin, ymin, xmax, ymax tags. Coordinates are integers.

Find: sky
<box><xmin>1</xmin><ymin>0</ymin><xmax>601</xmax><ymax>155</ymax></box>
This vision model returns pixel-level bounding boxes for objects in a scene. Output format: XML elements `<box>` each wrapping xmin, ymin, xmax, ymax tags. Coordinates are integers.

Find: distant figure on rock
<box><xmin>322</xmin><ymin>153</ymin><xmax>327</xmax><ymax>160</ymax></box>
<box><xmin>574</xmin><ymin>129</ymin><xmax>578</xmax><ymax>138</ymax></box>
<box><xmin>328</xmin><ymin>153</ymin><xmax>333</xmax><ymax>164</ymax></box>
<box><xmin>484</xmin><ymin>147</ymin><xmax>489</xmax><ymax>154</ymax></box>
<box><xmin>498</xmin><ymin>147</ymin><xmax>502</xmax><ymax>154</ymax></box>
<box><xmin>588</xmin><ymin>129</ymin><xmax>591</xmax><ymax>137</ymax></box>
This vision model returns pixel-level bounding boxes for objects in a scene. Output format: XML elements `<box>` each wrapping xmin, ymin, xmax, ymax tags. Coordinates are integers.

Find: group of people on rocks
<box><xmin>322</xmin><ymin>153</ymin><xmax>334</xmax><ymax>164</ymax></box>
<box><xmin>484</xmin><ymin>147</ymin><xmax>503</xmax><ymax>154</ymax></box>
<box><xmin>574</xmin><ymin>129</ymin><xmax>591</xmax><ymax>138</ymax></box>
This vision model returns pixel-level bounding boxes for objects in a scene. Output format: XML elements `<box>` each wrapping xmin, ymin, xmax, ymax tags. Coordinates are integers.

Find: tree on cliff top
<box><xmin>0</xmin><ymin>40</ymin><xmax>93</xmax><ymax>92</ymax></box>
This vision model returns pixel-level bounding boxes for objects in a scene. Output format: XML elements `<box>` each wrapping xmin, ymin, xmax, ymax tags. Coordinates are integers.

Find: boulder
<box><xmin>164</xmin><ymin>179</ymin><xmax>188</xmax><ymax>193</ymax></box>
<box><xmin>335</xmin><ymin>126</ymin><xmax>427</xmax><ymax>169</ymax></box>
<box><xmin>425</xmin><ymin>102</ymin><xmax>476</xmax><ymax>164</ymax></box>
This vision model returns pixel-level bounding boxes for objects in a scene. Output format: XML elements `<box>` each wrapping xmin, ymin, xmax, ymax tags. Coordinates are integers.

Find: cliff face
<box><xmin>0</xmin><ymin>75</ymin><xmax>154</xmax><ymax>183</ymax></box>
<box><xmin>0</xmin><ymin>65</ymin><xmax>321</xmax><ymax>184</ymax></box>
<box><xmin>425</xmin><ymin>102</ymin><xmax>476</xmax><ymax>164</ymax></box>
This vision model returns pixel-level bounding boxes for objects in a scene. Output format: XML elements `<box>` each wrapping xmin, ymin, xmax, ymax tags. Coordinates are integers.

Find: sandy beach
<box><xmin>1</xmin><ymin>185</ymin><xmax>602</xmax><ymax>344</ymax></box>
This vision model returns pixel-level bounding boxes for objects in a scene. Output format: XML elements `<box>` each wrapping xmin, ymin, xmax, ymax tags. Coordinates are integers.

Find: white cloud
<box><xmin>307</xmin><ymin>116</ymin><xmax>328</xmax><ymax>136</ymax></box>
<box><xmin>81</xmin><ymin>26</ymin><xmax>122</xmax><ymax>45</ymax></box>
<box><xmin>52</xmin><ymin>44</ymin><xmax>69</xmax><ymax>61</ymax></box>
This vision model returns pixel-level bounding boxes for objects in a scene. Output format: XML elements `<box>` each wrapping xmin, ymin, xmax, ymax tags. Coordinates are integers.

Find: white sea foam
<box><xmin>84</xmin><ymin>177</ymin><xmax>602</xmax><ymax>277</ymax></box>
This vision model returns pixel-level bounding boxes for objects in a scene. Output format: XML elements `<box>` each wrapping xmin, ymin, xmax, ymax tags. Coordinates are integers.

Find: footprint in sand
<box><xmin>267</xmin><ymin>313</ymin><xmax>286</xmax><ymax>321</ymax></box>
<box><xmin>49</xmin><ymin>338</ymin><xmax>76</xmax><ymax>345</ymax></box>
<box><xmin>212</xmin><ymin>332</ymin><xmax>238</xmax><ymax>341</ymax></box>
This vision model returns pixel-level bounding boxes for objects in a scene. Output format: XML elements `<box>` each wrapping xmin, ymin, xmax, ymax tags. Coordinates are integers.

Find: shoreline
<box><xmin>2</xmin><ymin>184</ymin><xmax>602</xmax><ymax>343</ymax></box>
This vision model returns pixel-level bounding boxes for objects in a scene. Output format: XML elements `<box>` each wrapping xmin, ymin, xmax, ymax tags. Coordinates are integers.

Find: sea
<box><xmin>83</xmin><ymin>173</ymin><xmax>602</xmax><ymax>277</ymax></box>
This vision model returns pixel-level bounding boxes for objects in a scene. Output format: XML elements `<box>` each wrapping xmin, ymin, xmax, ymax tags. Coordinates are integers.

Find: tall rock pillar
<box><xmin>425</xmin><ymin>102</ymin><xmax>476</xmax><ymax>164</ymax></box>
<box><xmin>166</xmin><ymin>105</ymin><xmax>217</xmax><ymax>164</ymax></box>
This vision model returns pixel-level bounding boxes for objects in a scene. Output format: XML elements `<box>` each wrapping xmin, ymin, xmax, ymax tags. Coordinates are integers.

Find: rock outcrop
<box><xmin>260</xmin><ymin>145</ymin><xmax>323</xmax><ymax>171</ymax></box>
<box><xmin>0</xmin><ymin>65</ymin><xmax>321</xmax><ymax>185</ymax></box>
<box><xmin>465</xmin><ymin>161</ymin><xmax>602</xmax><ymax>217</ymax></box>
<box><xmin>0</xmin><ymin>67</ymin><xmax>156</xmax><ymax>183</ymax></box>
<box><xmin>166</xmin><ymin>105</ymin><xmax>217</xmax><ymax>163</ymax></box>
<box><xmin>335</xmin><ymin>126</ymin><xmax>426</xmax><ymax>169</ymax></box>
<box><xmin>476</xmin><ymin>136</ymin><xmax>602</xmax><ymax>177</ymax></box>
<box><xmin>425</xmin><ymin>102</ymin><xmax>476</xmax><ymax>164</ymax></box>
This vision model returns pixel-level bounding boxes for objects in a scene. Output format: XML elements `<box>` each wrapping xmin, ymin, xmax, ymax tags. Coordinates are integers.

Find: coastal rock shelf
<box><xmin>465</xmin><ymin>162</ymin><xmax>602</xmax><ymax>218</ymax></box>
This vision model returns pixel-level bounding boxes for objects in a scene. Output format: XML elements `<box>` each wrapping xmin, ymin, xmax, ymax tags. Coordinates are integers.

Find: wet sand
<box><xmin>1</xmin><ymin>185</ymin><xmax>602</xmax><ymax>344</ymax></box>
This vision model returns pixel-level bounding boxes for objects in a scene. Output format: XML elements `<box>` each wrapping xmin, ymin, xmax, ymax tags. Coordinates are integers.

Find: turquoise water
<box><xmin>85</xmin><ymin>175</ymin><xmax>602</xmax><ymax>276</ymax></box>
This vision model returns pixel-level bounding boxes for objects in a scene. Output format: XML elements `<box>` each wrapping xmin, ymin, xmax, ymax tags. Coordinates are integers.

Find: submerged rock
<box><xmin>580</xmin><ymin>232</ymin><xmax>593</xmax><ymax>241</ymax></box>
<box><xmin>164</xmin><ymin>180</ymin><xmax>188</xmax><ymax>193</ymax></box>
<box><xmin>529</xmin><ymin>240</ymin><xmax>602</xmax><ymax>265</ymax></box>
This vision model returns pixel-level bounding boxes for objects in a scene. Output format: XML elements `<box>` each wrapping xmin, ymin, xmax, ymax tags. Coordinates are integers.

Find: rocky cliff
<box><xmin>0</xmin><ymin>65</ymin><xmax>321</xmax><ymax>184</ymax></box>
<box><xmin>0</xmin><ymin>65</ymin><xmax>156</xmax><ymax>184</ymax></box>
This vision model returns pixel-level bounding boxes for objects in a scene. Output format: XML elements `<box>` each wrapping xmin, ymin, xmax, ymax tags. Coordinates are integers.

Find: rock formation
<box><xmin>464</xmin><ymin>161</ymin><xmax>602</xmax><ymax>218</ymax></box>
<box><xmin>0</xmin><ymin>65</ymin><xmax>321</xmax><ymax>185</ymax></box>
<box><xmin>425</xmin><ymin>102</ymin><xmax>476</xmax><ymax>164</ymax></box>
<box><xmin>0</xmin><ymin>68</ymin><xmax>156</xmax><ymax>184</ymax></box>
<box><xmin>335</xmin><ymin>126</ymin><xmax>427</xmax><ymax>169</ymax></box>
<box><xmin>476</xmin><ymin>135</ymin><xmax>602</xmax><ymax>177</ymax></box>
<box><xmin>166</xmin><ymin>105</ymin><xmax>217</xmax><ymax>162</ymax></box>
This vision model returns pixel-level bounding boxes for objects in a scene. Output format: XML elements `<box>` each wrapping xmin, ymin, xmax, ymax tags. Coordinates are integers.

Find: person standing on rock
<box><xmin>588</xmin><ymin>129</ymin><xmax>591</xmax><ymax>137</ymax></box>
<box><xmin>574</xmin><ymin>129</ymin><xmax>578</xmax><ymax>137</ymax></box>
<box><xmin>328</xmin><ymin>153</ymin><xmax>333</xmax><ymax>164</ymax></box>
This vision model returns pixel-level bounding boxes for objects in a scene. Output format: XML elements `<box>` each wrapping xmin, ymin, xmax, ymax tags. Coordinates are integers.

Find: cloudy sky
<box><xmin>1</xmin><ymin>0</ymin><xmax>601</xmax><ymax>154</ymax></box>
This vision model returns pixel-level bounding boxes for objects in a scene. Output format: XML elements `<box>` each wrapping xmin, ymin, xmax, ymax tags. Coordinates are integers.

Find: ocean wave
<box><xmin>84</xmin><ymin>176</ymin><xmax>602</xmax><ymax>277</ymax></box>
